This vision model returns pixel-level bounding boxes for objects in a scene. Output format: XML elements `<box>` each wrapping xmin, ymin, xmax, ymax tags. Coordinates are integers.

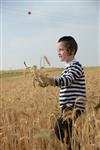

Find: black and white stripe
<box><xmin>54</xmin><ymin>60</ymin><xmax>86</xmax><ymax>110</ymax></box>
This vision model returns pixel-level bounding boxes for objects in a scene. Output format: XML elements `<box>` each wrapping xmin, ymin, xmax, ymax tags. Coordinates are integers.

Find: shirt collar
<box><xmin>64</xmin><ymin>58</ymin><xmax>76</xmax><ymax>68</ymax></box>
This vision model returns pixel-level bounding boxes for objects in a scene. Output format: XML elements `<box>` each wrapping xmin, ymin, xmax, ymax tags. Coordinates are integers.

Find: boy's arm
<box><xmin>51</xmin><ymin>64</ymin><xmax>83</xmax><ymax>88</ymax></box>
<box><xmin>35</xmin><ymin>63</ymin><xmax>83</xmax><ymax>88</ymax></box>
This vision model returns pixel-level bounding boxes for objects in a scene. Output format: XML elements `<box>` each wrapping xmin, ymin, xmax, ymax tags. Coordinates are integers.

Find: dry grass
<box><xmin>0</xmin><ymin>67</ymin><xmax>100</xmax><ymax>150</ymax></box>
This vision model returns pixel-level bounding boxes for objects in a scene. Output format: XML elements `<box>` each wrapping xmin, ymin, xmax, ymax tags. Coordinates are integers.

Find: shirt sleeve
<box><xmin>53</xmin><ymin>63</ymin><xmax>83</xmax><ymax>88</ymax></box>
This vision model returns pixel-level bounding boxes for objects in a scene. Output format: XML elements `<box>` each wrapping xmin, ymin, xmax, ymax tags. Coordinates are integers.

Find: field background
<box><xmin>0</xmin><ymin>67</ymin><xmax>100</xmax><ymax>150</ymax></box>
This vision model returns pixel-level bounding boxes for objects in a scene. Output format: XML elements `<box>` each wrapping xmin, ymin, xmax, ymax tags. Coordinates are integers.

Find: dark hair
<box><xmin>58</xmin><ymin>36</ymin><xmax>78</xmax><ymax>55</ymax></box>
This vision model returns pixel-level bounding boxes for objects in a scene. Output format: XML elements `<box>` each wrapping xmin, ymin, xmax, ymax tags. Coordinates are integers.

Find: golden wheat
<box><xmin>0</xmin><ymin>67</ymin><xmax>100</xmax><ymax>150</ymax></box>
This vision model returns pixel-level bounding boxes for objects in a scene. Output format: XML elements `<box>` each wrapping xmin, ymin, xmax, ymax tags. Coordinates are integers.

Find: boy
<box><xmin>35</xmin><ymin>36</ymin><xmax>86</xmax><ymax>149</ymax></box>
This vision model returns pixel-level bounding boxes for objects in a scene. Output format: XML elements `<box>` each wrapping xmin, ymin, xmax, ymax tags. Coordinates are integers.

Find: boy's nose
<box><xmin>58</xmin><ymin>51</ymin><xmax>60</xmax><ymax>55</ymax></box>
<box><xmin>58</xmin><ymin>53</ymin><xmax>60</xmax><ymax>57</ymax></box>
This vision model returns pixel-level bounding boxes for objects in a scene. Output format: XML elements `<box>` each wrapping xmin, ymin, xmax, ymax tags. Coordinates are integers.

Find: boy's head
<box><xmin>57</xmin><ymin>36</ymin><xmax>78</xmax><ymax>62</ymax></box>
<box><xmin>58</xmin><ymin>36</ymin><xmax>78</xmax><ymax>55</ymax></box>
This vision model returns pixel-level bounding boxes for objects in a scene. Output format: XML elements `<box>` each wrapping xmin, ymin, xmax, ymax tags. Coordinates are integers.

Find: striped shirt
<box><xmin>53</xmin><ymin>59</ymin><xmax>86</xmax><ymax>110</ymax></box>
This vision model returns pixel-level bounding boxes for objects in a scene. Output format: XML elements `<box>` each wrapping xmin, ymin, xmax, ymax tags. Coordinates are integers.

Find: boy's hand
<box><xmin>32</xmin><ymin>69</ymin><xmax>55</xmax><ymax>87</ymax></box>
<box><xmin>36</xmin><ymin>75</ymin><xmax>49</xmax><ymax>87</ymax></box>
<box><xmin>34</xmin><ymin>72</ymin><xmax>54</xmax><ymax>87</ymax></box>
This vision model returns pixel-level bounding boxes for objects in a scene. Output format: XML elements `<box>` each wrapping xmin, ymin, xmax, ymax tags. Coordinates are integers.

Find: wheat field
<box><xmin>0</xmin><ymin>67</ymin><xmax>100</xmax><ymax>150</ymax></box>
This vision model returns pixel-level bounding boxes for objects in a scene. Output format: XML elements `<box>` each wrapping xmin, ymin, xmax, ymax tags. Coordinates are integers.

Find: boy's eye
<box><xmin>59</xmin><ymin>49</ymin><xmax>64</xmax><ymax>52</ymax></box>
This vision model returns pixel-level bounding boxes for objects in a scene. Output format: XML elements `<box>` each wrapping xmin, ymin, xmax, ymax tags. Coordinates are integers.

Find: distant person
<box><xmin>35</xmin><ymin>36</ymin><xmax>86</xmax><ymax>150</ymax></box>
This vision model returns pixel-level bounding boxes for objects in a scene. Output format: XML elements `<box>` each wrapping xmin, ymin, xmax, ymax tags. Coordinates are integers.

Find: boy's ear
<box><xmin>72</xmin><ymin>49</ymin><xmax>76</xmax><ymax>55</ymax></box>
<box><xmin>67</xmin><ymin>48</ymin><xmax>76</xmax><ymax>56</ymax></box>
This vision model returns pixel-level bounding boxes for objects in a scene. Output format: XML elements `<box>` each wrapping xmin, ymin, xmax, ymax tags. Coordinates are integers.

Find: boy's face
<box><xmin>57</xmin><ymin>42</ymin><xmax>74</xmax><ymax>63</ymax></box>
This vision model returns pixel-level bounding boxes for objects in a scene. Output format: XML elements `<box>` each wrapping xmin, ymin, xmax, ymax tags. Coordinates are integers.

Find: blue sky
<box><xmin>0</xmin><ymin>0</ymin><xmax>100</xmax><ymax>70</ymax></box>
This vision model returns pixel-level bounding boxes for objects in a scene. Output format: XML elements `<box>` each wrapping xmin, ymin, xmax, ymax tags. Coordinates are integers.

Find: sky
<box><xmin>0</xmin><ymin>0</ymin><xmax>100</xmax><ymax>70</ymax></box>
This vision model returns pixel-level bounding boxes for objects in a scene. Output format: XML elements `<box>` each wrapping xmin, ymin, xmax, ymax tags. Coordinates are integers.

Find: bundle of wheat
<box><xmin>32</xmin><ymin>69</ymin><xmax>50</xmax><ymax>87</ymax></box>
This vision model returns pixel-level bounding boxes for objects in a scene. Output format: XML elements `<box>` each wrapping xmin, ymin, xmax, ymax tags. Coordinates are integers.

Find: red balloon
<box><xmin>28</xmin><ymin>11</ymin><xmax>31</xmax><ymax>15</ymax></box>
